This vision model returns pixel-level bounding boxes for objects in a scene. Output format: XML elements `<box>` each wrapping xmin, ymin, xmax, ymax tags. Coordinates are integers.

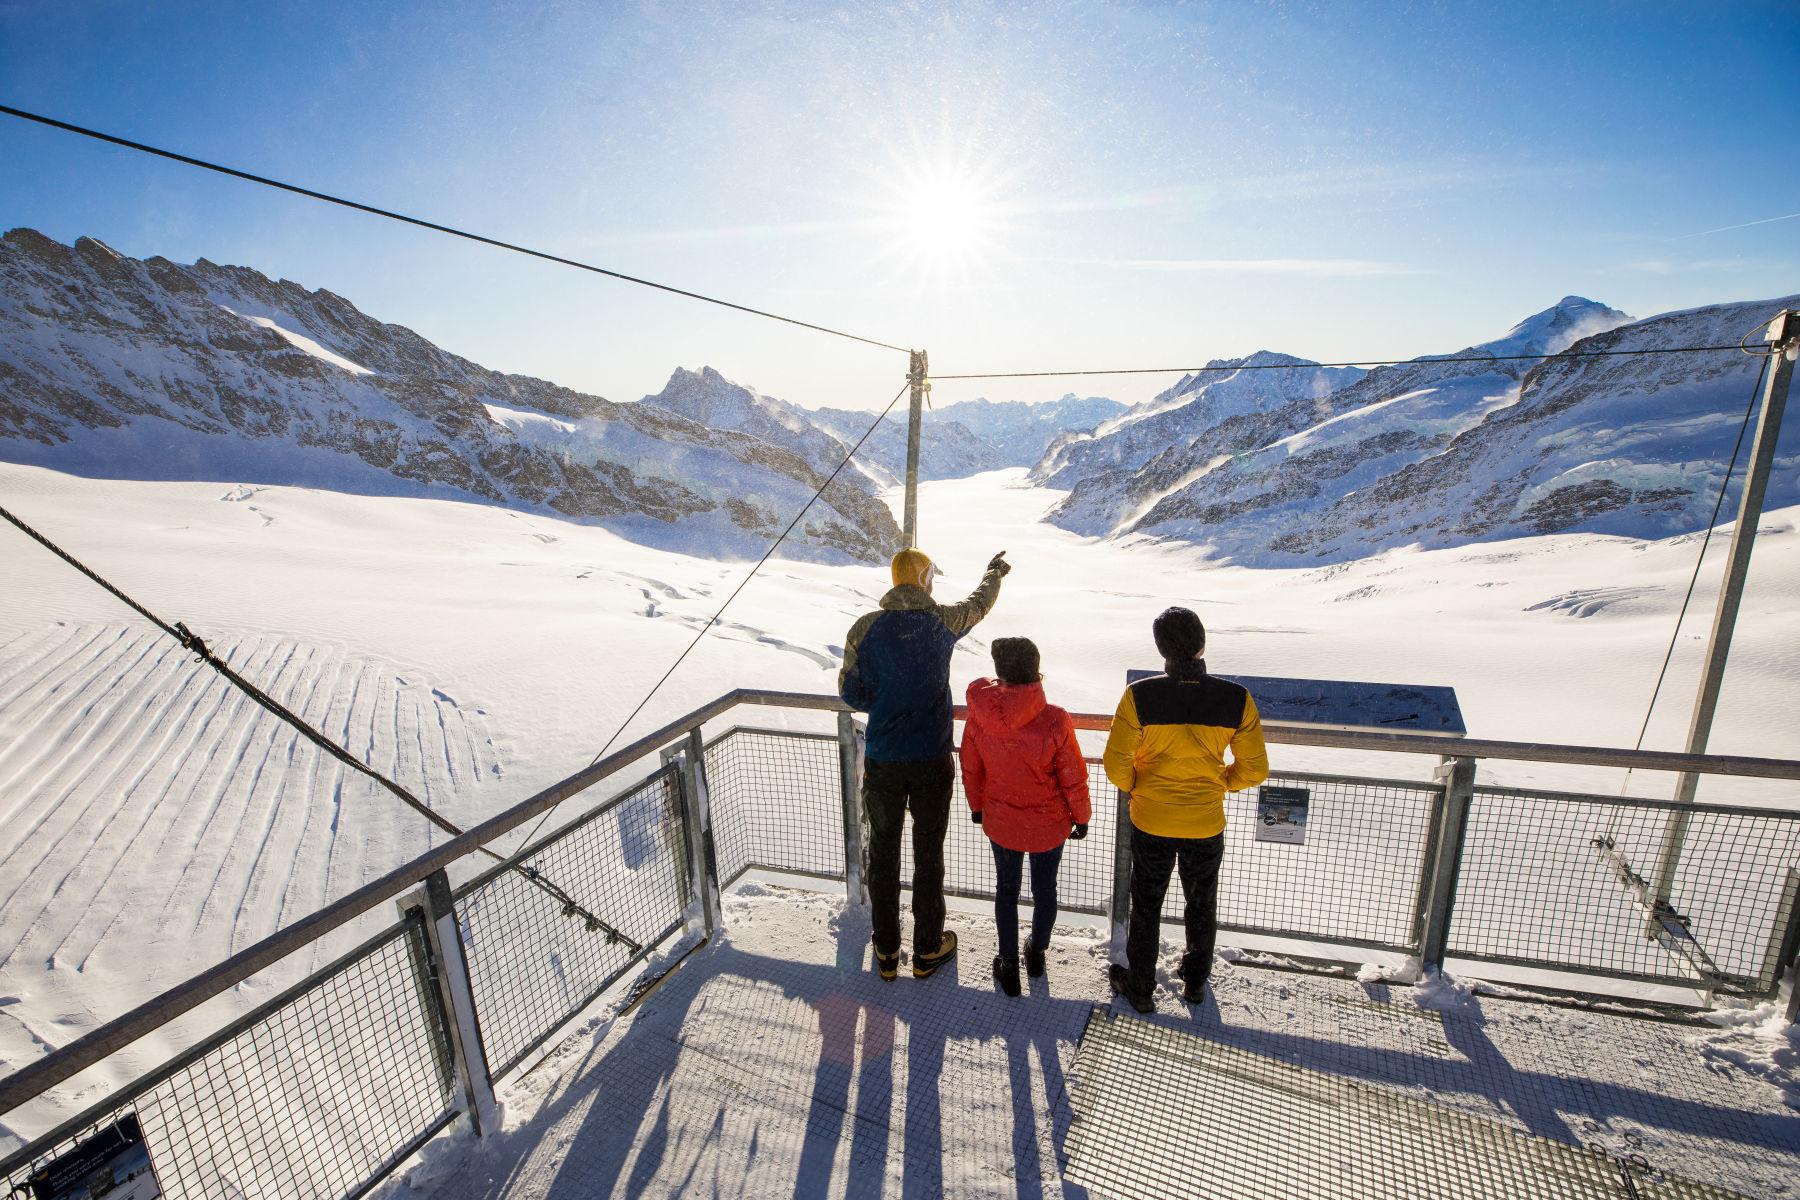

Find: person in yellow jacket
<box><xmin>1103</xmin><ymin>607</ymin><xmax>1268</xmax><ymax>1011</ymax></box>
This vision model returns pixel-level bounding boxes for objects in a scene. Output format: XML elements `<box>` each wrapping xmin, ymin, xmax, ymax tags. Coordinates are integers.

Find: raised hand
<box><xmin>986</xmin><ymin>551</ymin><xmax>1011</xmax><ymax>577</ymax></box>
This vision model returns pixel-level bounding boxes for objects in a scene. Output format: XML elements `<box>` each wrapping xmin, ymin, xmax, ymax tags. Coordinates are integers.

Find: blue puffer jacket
<box><xmin>838</xmin><ymin>569</ymin><xmax>1005</xmax><ymax>761</ymax></box>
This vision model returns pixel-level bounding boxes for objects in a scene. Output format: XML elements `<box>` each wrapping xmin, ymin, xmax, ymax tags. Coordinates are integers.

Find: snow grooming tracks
<box><xmin>0</xmin><ymin>501</ymin><xmax>634</xmax><ymax>947</ymax></box>
<box><xmin>0</xmin><ymin>622</ymin><xmax>504</xmax><ymax>988</ymax></box>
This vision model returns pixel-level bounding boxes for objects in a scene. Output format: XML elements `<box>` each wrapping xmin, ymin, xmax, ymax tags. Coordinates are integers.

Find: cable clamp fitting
<box><xmin>172</xmin><ymin>622</ymin><xmax>211</xmax><ymax>663</ymax></box>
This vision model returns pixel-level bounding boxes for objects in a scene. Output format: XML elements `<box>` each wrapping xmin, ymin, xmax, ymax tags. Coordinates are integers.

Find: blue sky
<box><xmin>2</xmin><ymin>0</ymin><xmax>1796</xmax><ymax>409</ymax></box>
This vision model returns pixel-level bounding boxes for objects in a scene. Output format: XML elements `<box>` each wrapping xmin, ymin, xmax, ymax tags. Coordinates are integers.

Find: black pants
<box><xmin>863</xmin><ymin>755</ymin><xmax>955</xmax><ymax>955</ymax></box>
<box><xmin>1126</xmin><ymin>826</ymin><xmax>1224</xmax><ymax>994</ymax></box>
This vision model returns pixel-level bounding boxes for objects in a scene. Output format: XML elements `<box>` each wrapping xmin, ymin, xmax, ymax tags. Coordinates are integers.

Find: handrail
<box><xmin>0</xmin><ymin>688</ymin><xmax>814</xmax><ymax>1113</ymax></box>
<box><xmin>2</xmin><ymin>685</ymin><xmax>1794</xmax><ymax>1114</ymax></box>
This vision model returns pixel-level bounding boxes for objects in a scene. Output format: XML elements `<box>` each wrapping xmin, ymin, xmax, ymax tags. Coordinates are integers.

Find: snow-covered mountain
<box><xmin>932</xmin><ymin>394</ymin><xmax>1125</xmax><ymax>465</ymax></box>
<box><xmin>640</xmin><ymin>365</ymin><xmax>897</xmax><ymax>490</ymax></box>
<box><xmin>0</xmin><ymin>229</ymin><xmax>901</xmax><ymax>562</ymax></box>
<box><xmin>804</xmin><ymin>392</ymin><xmax>1122</xmax><ymax>482</ymax></box>
<box><xmin>1033</xmin><ymin>350</ymin><xmax>1373</xmax><ymax>531</ymax></box>
<box><xmin>809</xmin><ymin>404</ymin><xmax>1006</xmax><ymax>482</ymax></box>
<box><xmin>636</xmin><ymin>368</ymin><xmax>1119</xmax><ymax>487</ymax></box>
<box><xmin>1041</xmin><ymin>294</ymin><xmax>1800</xmax><ymax>564</ymax></box>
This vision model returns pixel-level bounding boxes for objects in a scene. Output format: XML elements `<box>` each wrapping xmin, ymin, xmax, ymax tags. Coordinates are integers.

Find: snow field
<box><xmin>1</xmin><ymin>462</ymin><xmax>1797</xmax><ymax>1152</ymax></box>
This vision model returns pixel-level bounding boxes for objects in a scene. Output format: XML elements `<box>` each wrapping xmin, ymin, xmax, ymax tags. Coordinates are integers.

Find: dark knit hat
<box><xmin>1152</xmin><ymin>607</ymin><xmax>1206</xmax><ymax>663</ymax></box>
<box><xmin>991</xmin><ymin>637</ymin><xmax>1042</xmax><ymax>685</ymax></box>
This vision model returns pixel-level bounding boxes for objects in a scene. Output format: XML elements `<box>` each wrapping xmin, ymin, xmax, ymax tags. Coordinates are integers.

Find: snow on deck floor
<box><xmin>411</xmin><ymin>885</ymin><xmax>1800</xmax><ymax>1200</ymax></box>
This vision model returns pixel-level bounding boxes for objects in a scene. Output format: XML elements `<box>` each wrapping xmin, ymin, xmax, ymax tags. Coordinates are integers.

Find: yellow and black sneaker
<box><xmin>873</xmin><ymin>945</ymin><xmax>900</xmax><ymax>981</ymax></box>
<box><xmin>912</xmin><ymin>931</ymin><xmax>958</xmax><ymax>979</ymax></box>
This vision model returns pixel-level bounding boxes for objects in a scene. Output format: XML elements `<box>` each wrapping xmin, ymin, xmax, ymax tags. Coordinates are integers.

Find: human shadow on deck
<box><xmin>1158</xmin><ymin>977</ymin><xmax>1798</xmax><ymax>1160</ymax></box>
<box><xmin>458</xmin><ymin>933</ymin><xmax>1792</xmax><ymax>1198</ymax></box>
<box><xmin>477</xmin><ymin>913</ymin><xmax>1097</xmax><ymax>1199</ymax></box>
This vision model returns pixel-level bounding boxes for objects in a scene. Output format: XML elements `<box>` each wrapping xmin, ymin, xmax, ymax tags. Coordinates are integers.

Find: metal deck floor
<box><xmin>425</xmin><ymin>885</ymin><xmax>1800</xmax><ymax>1200</ymax></box>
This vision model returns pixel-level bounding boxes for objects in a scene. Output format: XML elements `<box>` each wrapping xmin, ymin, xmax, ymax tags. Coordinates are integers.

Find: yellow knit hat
<box><xmin>891</xmin><ymin>547</ymin><xmax>935</xmax><ymax>588</ymax></box>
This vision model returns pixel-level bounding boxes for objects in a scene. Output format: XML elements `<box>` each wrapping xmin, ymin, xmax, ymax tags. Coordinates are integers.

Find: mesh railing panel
<box><xmin>1448</xmin><ymin>787</ymin><xmax>1800</xmax><ymax>990</ymax></box>
<box><xmin>455</xmin><ymin>768</ymin><xmax>690</xmax><ymax>1077</ymax></box>
<box><xmin>704</xmin><ymin>730</ymin><xmax>844</xmax><ymax>884</ymax></box>
<box><xmin>0</xmin><ymin>920</ymin><xmax>454</xmax><ymax>1200</ymax></box>
<box><xmin>906</xmin><ymin>765</ymin><xmax>1437</xmax><ymax>952</ymax></box>
<box><xmin>898</xmin><ymin>760</ymin><xmax>1115</xmax><ymax>916</ymax></box>
<box><xmin>1204</xmin><ymin>773</ymin><xmax>1439</xmax><ymax>951</ymax></box>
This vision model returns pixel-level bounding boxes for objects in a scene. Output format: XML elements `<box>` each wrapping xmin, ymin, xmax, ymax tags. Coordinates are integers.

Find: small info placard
<box><xmin>29</xmin><ymin>1113</ymin><xmax>163</xmax><ymax>1200</ymax></box>
<box><xmin>1255</xmin><ymin>785</ymin><xmax>1311</xmax><ymax>845</ymax></box>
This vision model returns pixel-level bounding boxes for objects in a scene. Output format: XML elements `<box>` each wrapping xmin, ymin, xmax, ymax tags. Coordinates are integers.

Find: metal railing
<box><xmin>2</xmin><ymin>688</ymin><xmax>1797</xmax><ymax>1199</ymax></box>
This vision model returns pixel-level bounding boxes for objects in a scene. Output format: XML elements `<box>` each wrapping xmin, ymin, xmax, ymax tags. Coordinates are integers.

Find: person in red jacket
<box><xmin>959</xmin><ymin>637</ymin><xmax>1092</xmax><ymax>997</ymax></box>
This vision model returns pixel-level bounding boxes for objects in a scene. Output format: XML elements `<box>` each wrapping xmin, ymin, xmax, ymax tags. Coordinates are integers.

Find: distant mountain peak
<box><xmin>1475</xmin><ymin>297</ymin><xmax>1633</xmax><ymax>359</ymax></box>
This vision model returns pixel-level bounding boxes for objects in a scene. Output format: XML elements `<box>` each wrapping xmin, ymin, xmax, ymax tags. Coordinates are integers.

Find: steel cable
<box><xmin>933</xmin><ymin>344</ymin><xmax>1746</xmax><ymax>381</ymax></box>
<box><xmin>0</xmin><ymin>501</ymin><xmax>639</xmax><ymax>947</ymax></box>
<box><xmin>0</xmin><ymin>103</ymin><xmax>910</xmax><ymax>355</ymax></box>
<box><xmin>1609</xmin><ymin>353</ymin><xmax>1769</xmax><ymax>816</ymax></box>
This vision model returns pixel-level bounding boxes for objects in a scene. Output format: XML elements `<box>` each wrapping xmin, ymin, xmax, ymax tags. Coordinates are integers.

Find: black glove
<box><xmin>971</xmin><ymin>811</ymin><xmax>983</xmax><ymax>825</ymax></box>
<box><xmin>986</xmin><ymin>551</ymin><xmax>1011</xmax><ymax>577</ymax></box>
<box><xmin>1070</xmin><ymin>823</ymin><xmax>1088</xmax><ymax>840</ymax></box>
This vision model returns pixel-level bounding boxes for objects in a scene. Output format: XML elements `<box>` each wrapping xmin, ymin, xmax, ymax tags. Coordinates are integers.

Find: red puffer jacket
<box><xmin>960</xmin><ymin>677</ymin><xmax>1092</xmax><ymax>853</ymax></box>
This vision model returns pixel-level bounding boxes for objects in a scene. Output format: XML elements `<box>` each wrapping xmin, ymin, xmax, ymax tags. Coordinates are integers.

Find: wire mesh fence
<box><xmin>1207</xmin><ymin>771</ymin><xmax>1440</xmax><ymax>952</ymax></box>
<box><xmin>454</xmin><ymin>766</ymin><xmax>691</xmax><ymax>1078</ymax></box>
<box><xmin>1448</xmin><ymin>786</ymin><xmax>1800</xmax><ymax>991</ymax></box>
<box><xmin>702</xmin><ymin>727</ymin><xmax>1800</xmax><ymax>994</ymax></box>
<box><xmin>8</xmin><ymin>711</ymin><xmax>1791</xmax><ymax>1200</ymax></box>
<box><xmin>0</xmin><ymin>918</ymin><xmax>455</xmax><ymax>1200</ymax></box>
<box><xmin>899</xmin><ymin>763</ymin><xmax>1436</xmax><ymax>953</ymax></box>
<box><xmin>703</xmin><ymin>728</ymin><xmax>845</xmax><ymax>885</ymax></box>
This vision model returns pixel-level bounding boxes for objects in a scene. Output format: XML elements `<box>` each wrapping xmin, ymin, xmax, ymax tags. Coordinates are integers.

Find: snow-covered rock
<box><xmin>1033</xmin><ymin>350</ymin><xmax>1370</xmax><ymax>533</ymax></box>
<box><xmin>640</xmin><ymin>365</ymin><xmax>895</xmax><ymax>490</ymax></box>
<box><xmin>1100</xmin><ymin>297</ymin><xmax>1634</xmax><ymax>555</ymax></box>
<box><xmin>805</xmin><ymin>392</ymin><xmax>1121</xmax><ymax>482</ymax></box>
<box><xmin>932</xmin><ymin>393</ymin><xmax>1125</xmax><ymax>465</ymax></box>
<box><xmin>0</xmin><ymin>229</ymin><xmax>901</xmax><ymax>563</ymax></box>
<box><xmin>1032</xmin><ymin>294</ymin><xmax>1800</xmax><ymax>564</ymax></box>
<box><xmin>808</xmin><ymin>404</ymin><xmax>1005</xmax><ymax>482</ymax></box>
<box><xmin>1255</xmin><ymin>295</ymin><xmax>1798</xmax><ymax>563</ymax></box>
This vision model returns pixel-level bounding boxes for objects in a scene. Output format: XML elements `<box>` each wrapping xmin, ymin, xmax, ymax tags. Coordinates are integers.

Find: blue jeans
<box><xmin>990</xmin><ymin>842</ymin><xmax>1064</xmax><ymax>961</ymax></box>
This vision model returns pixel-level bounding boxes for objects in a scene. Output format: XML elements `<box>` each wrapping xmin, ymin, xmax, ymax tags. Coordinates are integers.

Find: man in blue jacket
<box><xmin>840</xmin><ymin>546</ymin><xmax>1009</xmax><ymax>980</ymax></box>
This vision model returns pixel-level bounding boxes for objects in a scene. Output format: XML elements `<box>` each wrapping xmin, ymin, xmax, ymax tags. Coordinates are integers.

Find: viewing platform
<box><xmin>2</xmin><ymin>691</ymin><xmax>1796</xmax><ymax>1199</ymax></box>
<box><xmin>428</xmin><ymin>883</ymin><xmax>1800</xmax><ymax>1200</ymax></box>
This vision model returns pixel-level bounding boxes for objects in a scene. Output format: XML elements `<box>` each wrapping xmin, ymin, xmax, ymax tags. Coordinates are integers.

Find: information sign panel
<box><xmin>28</xmin><ymin>1114</ymin><xmax>162</xmax><ymax>1200</ymax></box>
<box><xmin>1255</xmin><ymin>785</ymin><xmax>1311</xmax><ymax>844</ymax></box>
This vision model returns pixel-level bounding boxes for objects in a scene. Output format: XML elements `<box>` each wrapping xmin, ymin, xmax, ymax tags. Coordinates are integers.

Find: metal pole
<box><xmin>1108</xmin><ymin>789</ymin><xmax>1134</xmax><ymax>965</ymax></box>
<box><xmin>902</xmin><ymin>348</ymin><xmax>927</xmax><ymax>547</ymax></box>
<box><xmin>676</xmin><ymin>728</ymin><xmax>723</xmax><ymax>936</ymax></box>
<box><xmin>1651</xmin><ymin>310</ymin><xmax>1797</xmax><ymax>917</ymax></box>
<box><xmin>397</xmin><ymin>870</ymin><xmax>499</xmax><ymax>1135</ymax></box>
<box><xmin>837</xmin><ymin>711</ymin><xmax>868</xmax><ymax>911</ymax></box>
<box><xmin>1417</xmin><ymin>756</ymin><xmax>1476</xmax><ymax>974</ymax></box>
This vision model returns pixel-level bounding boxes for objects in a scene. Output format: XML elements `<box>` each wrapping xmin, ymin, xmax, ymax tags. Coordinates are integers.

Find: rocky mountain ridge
<box><xmin>639</xmin><ymin>366</ymin><xmax>1124</xmax><ymax>485</ymax></box>
<box><xmin>0</xmin><ymin>229</ymin><xmax>900</xmax><ymax>562</ymax></box>
<box><xmin>1035</xmin><ymin>294</ymin><xmax>1800</xmax><ymax>564</ymax></box>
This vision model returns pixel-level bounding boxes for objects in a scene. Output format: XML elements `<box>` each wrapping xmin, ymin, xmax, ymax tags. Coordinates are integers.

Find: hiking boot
<box><xmin>912</xmin><ymin>931</ymin><xmax>958</xmax><ymax>978</ymax></box>
<box><xmin>1108</xmin><ymin>964</ymin><xmax>1154</xmax><ymax>1014</ymax></box>
<box><xmin>1024</xmin><ymin>943</ymin><xmax>1046</xmax><ymax>979</ymax></box>
<box><xmin>873</xmin><ymin>945</ymin><xmax>899</xmax><ymax>982</ymax></box>
<box><xmin>1182</xmin><ymin>975</ymin><xmax>1207</xmax><ymax>1004</ymax></box>
<box><xmin>993</xmin><ymin>955</ymin><xmax>1021</xmax><ymax>998</ymax></box>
